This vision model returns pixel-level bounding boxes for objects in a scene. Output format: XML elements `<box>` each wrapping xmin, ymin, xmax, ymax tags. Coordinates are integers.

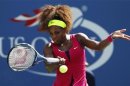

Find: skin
<box><xmin>44</xmin><ymin>27</ymin><xmax>130</xmax><ymax>72</ymax></box>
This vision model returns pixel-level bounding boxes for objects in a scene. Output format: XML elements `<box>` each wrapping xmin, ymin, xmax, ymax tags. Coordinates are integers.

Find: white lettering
<box><xmin>0</xmin><ymin>37</ymin><xmax>7</xmax><ymax>58</ymax></box>
<box><xmin>31</xmin><ymin>36</ymin><xmax>49</xmax><ymax>48</ymax></box>
<box><xmin>0</xmin><ymin>36</ymin><xmax>49</xmax><ymax>58</ymax></box>
<box><xmin>14</xmin><ymin>36</ymin><xmax>25</xmax><ymax>45</ymax></box>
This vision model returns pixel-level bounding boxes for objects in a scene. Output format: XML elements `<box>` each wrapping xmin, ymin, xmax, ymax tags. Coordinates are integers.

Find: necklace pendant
<box><xmin>61</xmin><ymin>44</ymin><xmax>64</xmax><ymax>46</ymax></box>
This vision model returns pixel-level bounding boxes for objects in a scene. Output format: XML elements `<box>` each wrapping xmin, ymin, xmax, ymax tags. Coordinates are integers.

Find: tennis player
<box><xmin>39</xmin><ymin>5</ymin><xmax>130</xmax><ymax>86</ymax></box>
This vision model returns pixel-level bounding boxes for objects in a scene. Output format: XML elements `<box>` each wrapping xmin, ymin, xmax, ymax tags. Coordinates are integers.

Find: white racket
<box><xmin>7</xmin><ymin>43</ymin><xmax>60</xmax><ymax>71</ymax></box>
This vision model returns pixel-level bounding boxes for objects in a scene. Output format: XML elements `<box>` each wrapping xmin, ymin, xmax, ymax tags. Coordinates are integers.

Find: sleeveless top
<box><xmin>51</xmin><ymin>34</ymin><xmax>87</xmax><ymax>86</ymax></box>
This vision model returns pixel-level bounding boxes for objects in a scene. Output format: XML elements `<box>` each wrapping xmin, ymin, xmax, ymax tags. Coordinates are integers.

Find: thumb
<box><xmin>120</xmin><ymin>29</ymin><xmax>126</xmax><ymax>33</ymax></box>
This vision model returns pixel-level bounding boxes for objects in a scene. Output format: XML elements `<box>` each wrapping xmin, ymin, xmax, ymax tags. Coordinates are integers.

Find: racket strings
<box><xmin>9</xmin><ymin>46</ymin><xmax>36</xmax><ymax>71</ymax></box>
<box><xmin>14</xmin><ymin>48</ymin><xmax>27</xmax><ymax>65</ymax></box>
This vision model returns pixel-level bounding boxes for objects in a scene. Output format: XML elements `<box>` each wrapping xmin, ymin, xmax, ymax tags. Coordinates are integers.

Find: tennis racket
<box><xmin>7</xmin><ymin>43</ymin><xmax>60</xmax><ymax>71</ymax></box>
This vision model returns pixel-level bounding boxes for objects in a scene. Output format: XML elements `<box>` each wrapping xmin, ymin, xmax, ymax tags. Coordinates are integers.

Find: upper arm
<box><xmin>75</xmin><ymin>33</ymin><xmax>100</xmax><ymax>50</ymax></box>
<box><xmin>43</xmin><ymin>43</ymin><xmax>54</xmax><ymax>57</ymax></box>
<box><xmin>43</xmin><ymin>43</ymin><xmax>59</xmax><ymax>72</ymax></box>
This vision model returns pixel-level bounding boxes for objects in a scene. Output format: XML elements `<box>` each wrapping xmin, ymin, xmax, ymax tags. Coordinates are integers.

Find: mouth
<box><xmin>54</xmin><ymin>41</ymin><xmax>60</xmax><ymax>45</ymax></box>
<box><xmin>53</xmin><ymin>40</ymin><xmax>63</xmax><ymax>45</ymax></box>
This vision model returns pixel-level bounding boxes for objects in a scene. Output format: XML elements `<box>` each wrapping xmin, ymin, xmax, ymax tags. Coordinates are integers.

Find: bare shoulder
<box><xmin>75</xmin><ymin>33</ymin><xmax>90</xmax><ymax>47</ymax></box>
<box><xmin>75</xmin><ymin>33</ymin><xmax>89</xmax><ymax>41</ymax></box>
<box><xmin>44</xmin><ymin>43</ymin><xmax>52</xmax><ymax>50</ymax></box>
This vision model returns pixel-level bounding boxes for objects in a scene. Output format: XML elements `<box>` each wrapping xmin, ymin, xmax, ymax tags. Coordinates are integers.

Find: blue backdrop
<box><xmin>0</xmin><ymin>0</ymin><xmax>130</xmax><ymax>86</ymax></box>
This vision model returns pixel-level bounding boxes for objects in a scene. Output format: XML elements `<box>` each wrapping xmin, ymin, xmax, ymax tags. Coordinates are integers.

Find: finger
<box><xmin>124</xmin><ymin>34</ymin><xmax>130</xmax><ymax>37</ymax></box>
<box><xmin>119</xmin><ymin>29</ymin><xmax>126</xmax><ymax>33</ymax></box>
<box><xmin>57</xmin><ymin>57</ymin><xmax>66</xmax><ymax>61</ymax></box>
<box><xmin>120</xmin><ymin>34</ymin><xmax>130</xmax><ymax>40</ymax></box>
<box><xmin>124</xmin><ymin>34</ymin><xmax>130</xmax><ymax>40</ymax></box>
<box><xmin>57</xmin><ymin>56</ymin><xmax>61</xmax><ymax>59</ymax></box>
<box><xmin>122</xmin><ymin>37</ymin><xmax>130</xmax><ymax>40</ymax></box>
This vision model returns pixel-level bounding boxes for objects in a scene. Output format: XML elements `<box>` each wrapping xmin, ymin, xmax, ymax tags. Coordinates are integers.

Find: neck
<box><xmin>61</xmin><ymin>34</ymin><xmax>70</xmax><ymax>47</ymax></box>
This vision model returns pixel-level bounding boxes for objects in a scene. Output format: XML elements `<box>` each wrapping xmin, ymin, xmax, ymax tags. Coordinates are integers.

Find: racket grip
<box><xmin>46</xmin><ymin>58</ymin><xmax>59</xmax><ymax>64</ymax></box>
<box><xmin>38</xmin><ymin>54</ymin><xmax>59</xmax><ymax>63</ymax></box>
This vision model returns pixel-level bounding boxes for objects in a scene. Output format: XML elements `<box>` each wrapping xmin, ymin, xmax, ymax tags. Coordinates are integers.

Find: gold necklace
<box><xmin>61</xmin><ymin>43</ymin><xmax>64</xmax><ymax>46</ymax></box>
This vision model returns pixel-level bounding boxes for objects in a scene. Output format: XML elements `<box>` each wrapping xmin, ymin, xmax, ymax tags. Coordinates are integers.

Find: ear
<box><xmin>63</xmin><ymin>29</ymin><xmax>69</xmax><ymax>34</ymax></box>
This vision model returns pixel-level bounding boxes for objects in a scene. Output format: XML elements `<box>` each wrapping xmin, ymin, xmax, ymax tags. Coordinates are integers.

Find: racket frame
<box><xmin>7</xmin><ymin>43</ymin><xmax>37</xmax><ymax>71</ymax></box>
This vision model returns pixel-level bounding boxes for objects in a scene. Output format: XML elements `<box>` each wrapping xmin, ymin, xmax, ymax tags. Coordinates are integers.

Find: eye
<box><xmin>55</xmin><ymin>31</ymin><xmax>60</xmax><ymax>35</ymax></box>
<box><xmin>49</xmin><ymin>32</ymin><xmax>53</xmax><ymax>36</ymax></box>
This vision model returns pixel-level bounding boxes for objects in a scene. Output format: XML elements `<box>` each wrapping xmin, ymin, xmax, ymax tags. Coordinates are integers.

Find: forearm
<box><xmin>45</xmin><ymin>62</ymin><xmax>59</xmax><ymax>73</ymax></box>
<box><xmin>76</xmin><ymin>33</ymin><xmax>113</xmax><ymax>51</ymax></box>
<box><xmin>95</xmin><ymin>35</ymin><xmax>113</xmax><ymax>50</ymax></box>
<box><xmin>44</xmin><ymin>57</ymin><xmax>65</xmax><ymax>73</ymax></box>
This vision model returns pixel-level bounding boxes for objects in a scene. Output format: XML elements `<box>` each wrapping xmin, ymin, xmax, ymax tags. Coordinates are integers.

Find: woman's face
<box><xmin>48</xmin><ymin>26</ymin><xmax>66</xmax><ymax>45</ymax></box>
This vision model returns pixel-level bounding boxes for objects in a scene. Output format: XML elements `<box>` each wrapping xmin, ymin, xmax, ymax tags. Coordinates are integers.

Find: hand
<box><xmin>57</xmin><ymin>56</ymin><xmax>66</xmax><ymax>65</ymax></box>
<box><xmin>111</xmin><ymin>29</ymin><xmax>130</xmax><ymax>40</ymax></box>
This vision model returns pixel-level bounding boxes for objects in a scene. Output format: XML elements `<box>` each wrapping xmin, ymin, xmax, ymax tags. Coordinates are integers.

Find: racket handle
<box><xmin>46</xmin><ymin>58</ymin><xmax>59</xmax><ymax>64</ymax></box>
<box><xmin>33</xmin><ymin>60</ymin><xmax>44</xmax><ymax>65</ymax></box>
<box><xmin>38</xmin><ymin>54</ymin><xmax>59</xmax><ymax>64</ymax></box>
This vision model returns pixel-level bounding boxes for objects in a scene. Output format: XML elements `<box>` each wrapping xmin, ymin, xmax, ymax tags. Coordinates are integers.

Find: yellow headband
<box><xmin>48</xmin><ymin>19</ymin><xmax>66</xmax><ymax>28</ymax></box>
